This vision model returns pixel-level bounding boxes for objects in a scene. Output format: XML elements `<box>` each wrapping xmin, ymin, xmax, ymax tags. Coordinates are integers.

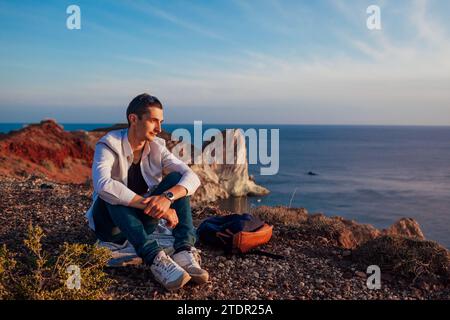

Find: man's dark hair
<box><xmin>126</xmin><ymin>93</ymin><xmax>163</xmax><ymax>126</ymax></box>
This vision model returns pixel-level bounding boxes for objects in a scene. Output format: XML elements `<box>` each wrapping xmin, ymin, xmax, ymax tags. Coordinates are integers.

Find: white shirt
<box><xmin>85</xmin><ymin>128</ymin><xmax>201</xmax><ymax>230</ymax></box>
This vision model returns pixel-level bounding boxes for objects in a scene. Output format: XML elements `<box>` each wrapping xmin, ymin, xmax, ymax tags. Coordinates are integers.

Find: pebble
<box><xmin>342</xmin><ymin>250</ymin><xmax>352</xmax><ymax>257</ymax></box>
<box><xmin>355</xmin><ymin>271</ymin><xmax>367</xmax><ymax>279</ymax></box>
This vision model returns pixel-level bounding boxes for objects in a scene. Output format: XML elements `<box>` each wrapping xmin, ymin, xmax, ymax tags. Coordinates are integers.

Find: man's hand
<box><xmin>140</xmin><ymin>196</ymin><xmax>178</xmax><ymax>228</ymax></box>
<box><xmin>142</xmin><ymin>195</ymin><xmax>171</xmax><ymax>218</ymax></box>
<box><xmin>163</xmin><ymin>208</ymin><xmax>179</xmax><ymax>228</ymax></box>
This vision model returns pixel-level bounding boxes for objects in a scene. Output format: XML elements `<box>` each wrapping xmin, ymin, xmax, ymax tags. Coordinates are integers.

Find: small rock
<box><xmin>417</xmin><ymin>281</ymin><xmax>430</xmax><ymax>291</ymax></box>
<box><xmin>355</xmin><ymin>271</ymin><xmax>366</xmax><ymax>278</ymax></box>
<box><xmin>317</xmin><ymin>236</ymin><xmax>328</xmax><ymax>244</ymax></box>
<box><xmin>225</xmin><ymin>260</ymin><xmax>234</xmax><ymax>266</ymax></box>
<box><xmin>343</xmin><ymin>271</ymin><xmax>353</xmax><ymax>279</ymax></box>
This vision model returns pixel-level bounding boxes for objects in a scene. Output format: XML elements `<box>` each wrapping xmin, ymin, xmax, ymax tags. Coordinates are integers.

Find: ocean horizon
<box><xmin>1</xmin><ymin>122</ymin><xmax>449</xmax><ymax>248</ymax></box>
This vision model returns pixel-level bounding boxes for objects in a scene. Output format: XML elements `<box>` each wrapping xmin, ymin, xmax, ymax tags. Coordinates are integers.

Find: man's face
<box><xmin>131</xmin><ymin>107</ymin><xmax>164</xmax><ymax>142</ymax></box>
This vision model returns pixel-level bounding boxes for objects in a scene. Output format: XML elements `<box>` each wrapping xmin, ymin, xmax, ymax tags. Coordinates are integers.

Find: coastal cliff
<box><xmin>0</xmin><ymin>120</ymin><xmax>269</xmax><ymax>203</ymax></box>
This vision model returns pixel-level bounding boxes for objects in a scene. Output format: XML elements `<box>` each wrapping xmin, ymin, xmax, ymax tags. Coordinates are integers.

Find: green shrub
<box><xmin>0</xmin><ymin>244</ymin><xmax>17</xmax><ymax>299</ymax></box>
<box><xmin>0</xmin><ymin>224</ymin><xmax>114</xmax><ymax>300</ymax></box>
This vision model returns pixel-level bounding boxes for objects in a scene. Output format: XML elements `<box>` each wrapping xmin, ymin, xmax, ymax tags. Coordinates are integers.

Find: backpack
<box><xmin>196</xmin><ymin>213</ymin><xmax>281</xmax><ymax>258</ymax></box>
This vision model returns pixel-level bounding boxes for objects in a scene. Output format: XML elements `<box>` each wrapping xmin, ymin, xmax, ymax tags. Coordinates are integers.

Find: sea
<box><xmin>1</xmin><ymin>122</ymin><xmax>449</xmax><ymax>248</ymax></box>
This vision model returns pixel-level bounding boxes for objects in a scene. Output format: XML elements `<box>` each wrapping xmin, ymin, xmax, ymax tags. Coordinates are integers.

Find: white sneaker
<box><xmin>150</xmin><ymin>250</ymin><xmax>191</xmax><ymax>291</ymax></box>
<box><xmin>172</xmin><ymin>248</ymin><xmax>209</xmax><ymax>284</ymax></box>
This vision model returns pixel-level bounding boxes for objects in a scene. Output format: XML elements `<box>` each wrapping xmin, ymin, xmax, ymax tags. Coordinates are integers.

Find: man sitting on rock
<box><xmin>85</xmin><ymin>93</ymin><xmax>208</xmax><ymax>291</ymax></box>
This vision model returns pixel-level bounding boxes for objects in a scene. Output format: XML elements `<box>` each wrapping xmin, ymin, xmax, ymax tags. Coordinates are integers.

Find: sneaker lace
<box><xmin>180</xmin><ymin>248</ymin><xmax>202</xmax><ymax>268</ymax></box>
<box><xmin>156</xmin><ymin>255</ymin><xmax>179</xmax><ymax>275</ymax></box>
<box><xmin>191</xmin><ymin>248</ymin><xmax>202</xmax><ymax>266</ymax></box>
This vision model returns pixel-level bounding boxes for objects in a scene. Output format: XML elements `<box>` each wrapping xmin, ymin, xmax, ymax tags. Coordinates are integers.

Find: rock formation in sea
<box><xmin>189</xmin><ymin>128</ymin><xmax>270</xmax><ymax>204</ymax></box>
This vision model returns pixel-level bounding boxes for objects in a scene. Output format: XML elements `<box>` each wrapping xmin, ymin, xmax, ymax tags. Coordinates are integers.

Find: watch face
<box><xmin>165</xmin><ymin>191</ymin><xmax>174</xmax><ymax>199</ymax></box>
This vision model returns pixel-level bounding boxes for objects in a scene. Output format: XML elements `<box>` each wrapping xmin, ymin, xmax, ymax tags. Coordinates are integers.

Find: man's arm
<box><xmin>128</xmin><ymin>194</ymin><xmax>147</xmax><ymax>210</ymax></box>
<box><xmin>160</xmin><ymin>144</ymin><xmax>201</xmax><ymax>196</ymax></box>
<box><xmin>93</xmin><ymin>142</ymin><xmax>179</xmax><ymax>226</ymax></box>
<box><xmin>139</xmin><ymin>143</ymin><xmax>201</xmax><ymax>218</ymax></box>
<box><xmin>92</xmin><ymin>143</ymin><xmax>137</xmax><ymax>206</ymax></box>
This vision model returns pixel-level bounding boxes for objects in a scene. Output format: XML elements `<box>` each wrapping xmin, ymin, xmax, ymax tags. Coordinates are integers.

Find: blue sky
<box><xmin>0</xmin><ymin>0</ymin><xmax>449</xmax><ymax>124</ymax></box>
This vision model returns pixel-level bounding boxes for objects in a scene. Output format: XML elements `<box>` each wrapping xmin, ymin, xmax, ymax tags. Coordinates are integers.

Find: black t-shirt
<box><xmin>127</xmin><ymin>160</ymin><xmax>148</xmax><ymax>195</ymax></box>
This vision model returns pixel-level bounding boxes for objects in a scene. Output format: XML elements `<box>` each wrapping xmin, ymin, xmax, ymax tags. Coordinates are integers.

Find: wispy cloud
<box><xmin>412</xmin><ymin>0</ymin><xmax>450</xmax><ymax>49</ymax></box>
<box><xmin>114</xmin><ymin>55</ymin><xmax>161</xmax><ymax>68</ymax></box>
<box><xmin>129</xmin><ymin>2</ymin><xmax>226</xmax><ymax>41</ymax></box>
<box><xmin>231</xmin><ymin>0</ymin><xmax>302</xmax><ymax>36</ymax></box>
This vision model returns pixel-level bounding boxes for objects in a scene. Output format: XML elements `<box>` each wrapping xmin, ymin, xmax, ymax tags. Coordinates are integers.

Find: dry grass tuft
<box><xmin>251</xmin><ymin>205</ymin><xmax>308</xmax><ymax>226</ymax></box>
<box><xmin>352</xmin><ymin>236</ymin><xmax>450</xmax><ymax>284</ymax></box>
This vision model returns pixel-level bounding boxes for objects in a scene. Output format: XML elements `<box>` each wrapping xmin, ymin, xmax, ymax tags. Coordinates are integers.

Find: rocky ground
<box><xmin>0</xmin><ymin>176</ymin><xmax>449</xmax><ymax>300</ymax></box>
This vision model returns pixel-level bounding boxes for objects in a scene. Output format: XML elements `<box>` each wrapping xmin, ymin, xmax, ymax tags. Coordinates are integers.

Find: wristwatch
<box><xmin>162</xmin><ymin>191</ymin><xmax>175</xmax><ymax>204</ymax></box>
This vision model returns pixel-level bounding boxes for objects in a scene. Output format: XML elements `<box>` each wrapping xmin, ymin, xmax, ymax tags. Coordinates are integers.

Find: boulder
<box><xmin>382</xmin><ymin>217</ymin><xmax>425</xmax><ymax>240</ymax></box>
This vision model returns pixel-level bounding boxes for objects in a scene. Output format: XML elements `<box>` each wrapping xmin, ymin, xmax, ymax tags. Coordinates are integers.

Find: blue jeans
<box><xmin>92</xmin><ymin>172</ymin><xmax>196</xmax><ymax>265</ymax></box>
